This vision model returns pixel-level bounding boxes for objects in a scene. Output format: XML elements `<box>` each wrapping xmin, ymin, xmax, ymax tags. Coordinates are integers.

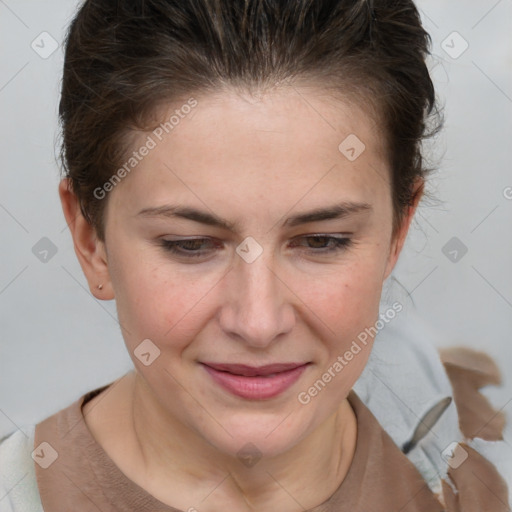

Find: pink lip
<box><xmin>201</xmin><ymin>362</ymin><xmax>310</xmax><ymax>400</ymax></box>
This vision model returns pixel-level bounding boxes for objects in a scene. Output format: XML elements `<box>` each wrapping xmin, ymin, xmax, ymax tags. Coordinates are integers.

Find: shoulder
<box><xmin>439</xmin><ymin>346</ymin><xmax>512</xmax><ymax>509</ymax></box>
<box><xmin>0</xmin><ymin>427</ymin><xmax>44</xmax><ymax>512</ymax></box>
<box><xmin>354</xmin><ymin>305</ymin><xmax>512</xmax><ymax>507</ymax></box>
<box><xmin>439</xmin><ymin>346</ymin><xmax>505</xmax><ymax>440</ymax></box>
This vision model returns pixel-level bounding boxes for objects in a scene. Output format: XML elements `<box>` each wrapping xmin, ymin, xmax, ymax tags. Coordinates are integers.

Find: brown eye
<box><xmin>291</xmin><ymin>235</ymin><xmax>353</xmax><ymax>254</ymax></box>
<box><xmin>160</xmin><ymin>238</ymin><xmax>219</xmax><ymax>258</ymax></box>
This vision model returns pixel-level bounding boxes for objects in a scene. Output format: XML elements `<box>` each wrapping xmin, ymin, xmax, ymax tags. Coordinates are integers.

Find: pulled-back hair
<box><xmin>59</xmin><ymin>0</ymin><xmax>441</xmax><ymax>241</ymax></box>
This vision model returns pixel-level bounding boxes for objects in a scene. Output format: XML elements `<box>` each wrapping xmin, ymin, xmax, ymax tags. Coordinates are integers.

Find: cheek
<box><xmin>304</xmin><ymin>258</ymin><xmax>385</xmax><ymax>335</ymax></box>
<box><xmin>302</xmin><ymin>265</ymin><xmax>383</xmax><ymax>390</ymax></box>
<box><xmin>299</xmin><ymin>255</ymin><xmax>386</xmax><ymax>387</ymax></box>
<box><xmin>111</xmin><ymin>252</ymin><xmax>219</xmax><ymax>351</ymax></box>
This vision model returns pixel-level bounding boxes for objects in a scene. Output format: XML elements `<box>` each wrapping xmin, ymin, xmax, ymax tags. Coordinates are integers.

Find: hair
<box><xmin>59</xmin><ymin>0</ymin><xmax>442</xmax><ymax>242</ymax></box>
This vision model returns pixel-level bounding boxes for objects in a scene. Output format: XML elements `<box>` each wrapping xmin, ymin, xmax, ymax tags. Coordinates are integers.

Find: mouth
<box><xmin>200</xmin><ymin>362</ymin><xmax>311</xmax><ymax>400</ymax></box>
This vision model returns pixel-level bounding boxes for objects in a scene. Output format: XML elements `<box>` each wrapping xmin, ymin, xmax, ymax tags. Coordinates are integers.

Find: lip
<box><xmin>201</xmin><ymin>362</ymin><xmax>310</xmax><ymax>400</ymax></box>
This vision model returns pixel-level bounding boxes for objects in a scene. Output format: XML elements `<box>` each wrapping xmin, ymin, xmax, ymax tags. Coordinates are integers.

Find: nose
<box><xmin>217</xmin><ymin>250</ymin><xmax>295</xmax><ymax>348</ymax></box>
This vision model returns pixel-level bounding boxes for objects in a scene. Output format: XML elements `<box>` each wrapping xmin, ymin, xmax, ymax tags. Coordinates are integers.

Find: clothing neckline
<box><xmin>34</xmin><ymin>380</ymin><xmax>444</xmax><ymax>511</ymax></box>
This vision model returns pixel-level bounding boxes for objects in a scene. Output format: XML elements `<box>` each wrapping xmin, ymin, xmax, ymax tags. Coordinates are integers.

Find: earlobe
<box><xmin>58</xmin><ymin>178</ymin><xmax>114</xmax><ymax>300</ymax></box>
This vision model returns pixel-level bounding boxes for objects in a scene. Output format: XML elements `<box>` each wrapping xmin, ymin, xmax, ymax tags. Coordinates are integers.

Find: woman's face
<box><xmin>95</xmin><ymin>86</ymin><xmax>416</xmax><ymax>459</ymax></box>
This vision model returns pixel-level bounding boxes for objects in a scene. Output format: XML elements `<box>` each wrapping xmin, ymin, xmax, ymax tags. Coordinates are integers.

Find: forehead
<box><xmin>107</xmin><ymin>86</ymin><xmax>390</xmax><ymax>222</ymax></box>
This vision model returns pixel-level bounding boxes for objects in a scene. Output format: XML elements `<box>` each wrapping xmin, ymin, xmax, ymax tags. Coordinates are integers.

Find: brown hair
<box><xmin>59</xmin><ymin>0</ymin><xmax>441</xmax><ymax>241</ymax></box>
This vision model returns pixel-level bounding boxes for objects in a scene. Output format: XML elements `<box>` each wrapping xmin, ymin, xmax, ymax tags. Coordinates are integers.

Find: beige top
<box><xmin>34</xmin><ymin>348</ymin><xmax>510</xmax><ymax>511</ymax></box>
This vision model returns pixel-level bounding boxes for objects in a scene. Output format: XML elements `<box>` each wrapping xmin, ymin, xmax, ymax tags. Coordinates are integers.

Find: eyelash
<box><xmin>159</xmin><ymin>235</ymin><xmax>353</xmax><ymax>259</ymax></box>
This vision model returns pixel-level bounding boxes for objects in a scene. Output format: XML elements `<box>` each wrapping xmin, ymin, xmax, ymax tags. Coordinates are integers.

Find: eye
<box><xmin>160</xmin><ymin>238</ymin><xmax>220</xmax><ymax>258</ymax></box>
<box><xmin>290</xmin><ymin>235</ymin><xmax>353</xmax><ymax>254</ymax></box>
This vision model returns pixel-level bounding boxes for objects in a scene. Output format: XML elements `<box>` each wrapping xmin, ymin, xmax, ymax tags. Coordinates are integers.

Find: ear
<box><xmin>383</xmin><ymin>178</ymin><xmax>424</xmax><ymax>281</ymax></box>
<box><xmin>58</xmin><ymin>178</ymin><xmax>114</xmax><ymax>300</ymax></box>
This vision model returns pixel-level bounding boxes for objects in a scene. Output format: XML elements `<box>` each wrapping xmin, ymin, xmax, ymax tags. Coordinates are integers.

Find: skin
<box><xmin>59</xmin><ymin>84</ymin><xmax>423</xmax><ymax>512</ymax></box>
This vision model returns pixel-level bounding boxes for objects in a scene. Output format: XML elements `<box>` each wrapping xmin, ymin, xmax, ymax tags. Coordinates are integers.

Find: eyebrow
<box><xmin>136</xmin><ymin>201</ymin><xmax>372</xmax><ymax>231</ymax></box>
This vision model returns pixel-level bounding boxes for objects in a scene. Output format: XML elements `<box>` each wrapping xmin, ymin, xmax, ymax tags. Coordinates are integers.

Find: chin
<box><xmin>196</xmin><ymin>409</ymin><xmax>317</xmax><ymax>462</ymax></box>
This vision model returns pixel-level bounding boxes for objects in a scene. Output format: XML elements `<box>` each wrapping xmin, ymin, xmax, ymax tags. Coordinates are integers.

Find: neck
<box><xmin>128</xmin><ymin>370</ymin><xmax>357</xmax><ymax>512</ymax></box>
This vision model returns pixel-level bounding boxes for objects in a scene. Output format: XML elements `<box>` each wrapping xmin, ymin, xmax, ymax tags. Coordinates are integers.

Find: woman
<box><xmin>0</xmin><ymin>0</ymin><xmax>510</xmax><ymax>510</ymax></box>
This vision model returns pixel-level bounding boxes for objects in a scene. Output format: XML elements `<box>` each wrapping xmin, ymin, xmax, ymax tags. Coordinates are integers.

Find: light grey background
<box><xmin>1</xmin><ymin>0</ymin><xmax>511</xmax><ymax>441</ymax></box>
